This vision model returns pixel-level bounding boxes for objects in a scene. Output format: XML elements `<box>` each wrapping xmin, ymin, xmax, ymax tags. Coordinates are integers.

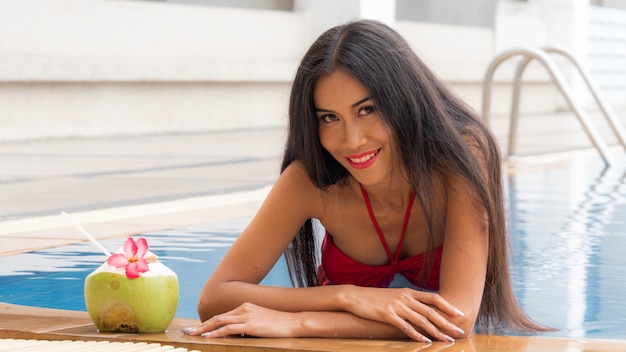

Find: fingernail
<box><xmin>454</xmin><ymin>326</ymin><xmax>465</xmax><ymax>335</ymax></box>
<box><xmin>455</xmin><ymin>308</ymin><xmax>465</xmax><ymax>317</ymax></box>
<box><xmin>201</xmin><ymin>332</ymin><xmax>213</xmax><ymax>338</ymax></box>
<box><xmin>422</xmin><ymin>337</ymin><xmax>432</xmax><ymax>343</ymax></box>
<box><xmin>442</xmin><ymin>334</ymin><xmax>455</xmax><ymax>343</ymax></box>
<box><xmin>181</xmin><ymin>327</ymin><xmax>196</xmax><ymax>334</ymax></box>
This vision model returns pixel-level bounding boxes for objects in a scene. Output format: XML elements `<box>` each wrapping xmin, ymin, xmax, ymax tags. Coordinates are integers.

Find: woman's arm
<box><xmin>194</xmin><ymin>282</ymin><xmax>464</xmax><ymax>342</ymax></box>
<box><xmin>323</xmin><ymin>172</ymin><xmax>489</xmax><ymax>339</ymax></box>
<box><xmin>196</xmin><ymin>161</ymin><xmax>325</xmax><ymax>319</ymax></box>
<box><xmin>435</xmin><ymin>163</ymin><xmax>490</xmax><ymax>337</ymax></box>
<box><xmin>189</xmin><ymin>303</ymin><xmax>410</xmax><ymax>339</ymax></box>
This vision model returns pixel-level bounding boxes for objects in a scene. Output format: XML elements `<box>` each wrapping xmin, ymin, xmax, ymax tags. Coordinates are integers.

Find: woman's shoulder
<box><xmin>458</xmin><ymin>121</ymin><xmax>500</xmax><ymax>163</ymax></box>
<box><xmin>276</xmin><ymin>160</ymin><xmax>327</xmax><ymax>208</ymax></box>
<box><xmin>279</xmin><ymin>160</ymin><xmax>348</xmax><ymax>210</ymax></box>
<box><xmin>281</xmin><ymin>160</ymin><xmax>315</xmax><ymax>188</ymax></box>
<box><xmin>281</xmin><ymin>160</ymin><xmax>344</xmax><ymax>193</ymax></box>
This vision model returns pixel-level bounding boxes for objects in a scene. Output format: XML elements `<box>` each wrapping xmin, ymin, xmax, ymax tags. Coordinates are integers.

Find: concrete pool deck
<box><xmin>1</xmin><ymin>109</ymin><xmax>626</xmax><ymax>351</ymax></box>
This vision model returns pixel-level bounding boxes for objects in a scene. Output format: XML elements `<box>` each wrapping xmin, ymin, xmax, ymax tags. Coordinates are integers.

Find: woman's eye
<box><xmin>358</xmin><ymin>105</ymin><xmax>376</xmax><ymax>116</ymax></box>
<box><xmin>320</xmin><ymin>114</ymin><xmax>338</xmax><ymax>123</ymax></box>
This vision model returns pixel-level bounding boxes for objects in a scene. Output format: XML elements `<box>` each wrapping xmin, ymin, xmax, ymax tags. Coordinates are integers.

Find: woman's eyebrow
<box><xmin>352</xmin><ymin>96</ymin><xmax>372</xmax><ymax>107</ymax></box>
<box><xmin>315</xmin><ymin>96</ymin><xmax>372</xmax><ymax>113</ymax></box>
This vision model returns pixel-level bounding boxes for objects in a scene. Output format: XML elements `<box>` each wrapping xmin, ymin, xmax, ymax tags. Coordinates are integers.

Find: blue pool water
<box><xmin>1</xmin><ymin>154</ymin><xmax>625</xmax><ymax>340</ymax></box>
<box><xmin>0</xmin><ymin>218</ymin><xmax>290</xmax><ymax>320</ymax></box>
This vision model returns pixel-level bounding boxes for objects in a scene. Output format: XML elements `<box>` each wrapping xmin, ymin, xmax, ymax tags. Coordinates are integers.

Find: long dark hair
<box><xmin>281</xmin><ymin>19</ymin><xmax>548</xmax><ymax>333</ymax></box>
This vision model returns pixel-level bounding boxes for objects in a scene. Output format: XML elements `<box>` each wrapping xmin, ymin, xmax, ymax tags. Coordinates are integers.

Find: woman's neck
<box><xmin>355</xmin><ymin>176</ymin><xmax>414</xmax><ymax>212</ymax></box>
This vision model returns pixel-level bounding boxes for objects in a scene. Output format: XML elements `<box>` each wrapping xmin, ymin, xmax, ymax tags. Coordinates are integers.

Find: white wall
<box><xmin>3</xmin><ymin>0</ymin><xmax>610</xmax><ymax>141</ymax></box>
<box><xmin>396</xmin><ymin>0</ymin><xmax>499</xmax><ymax>28</ymax></box>
<box><xmin>588</xmin><ymin>6</ymin><xmax>626</xmax><ymax>105</ymax></box>
<box><xmin>0</xmin><ymin>0</ymin><xmax>307</xmax><ymax>141</ymax></box>
<box><xmin>0</xmin><ymin>0</ymin><xmax>306</xmax><ymax>81</ymax></box>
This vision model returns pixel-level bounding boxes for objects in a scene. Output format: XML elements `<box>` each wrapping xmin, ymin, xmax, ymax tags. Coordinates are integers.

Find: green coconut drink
<box><xmin>84</xmin><ymin>237</ymin><xmax>179</xmax><ymax>333</ymax></box>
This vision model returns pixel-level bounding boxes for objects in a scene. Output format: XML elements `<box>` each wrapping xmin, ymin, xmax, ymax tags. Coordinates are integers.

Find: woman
<box><xmin>184</xmin><ymin>19</ymin><xmax>548</xmax><ymax>343</ymax></box>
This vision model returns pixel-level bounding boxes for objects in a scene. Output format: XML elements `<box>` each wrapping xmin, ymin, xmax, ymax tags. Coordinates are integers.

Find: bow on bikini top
<box><xmin>318</xmin><ymin>184</ymin><xmax>442</xmax><ymax>290</ymax></box>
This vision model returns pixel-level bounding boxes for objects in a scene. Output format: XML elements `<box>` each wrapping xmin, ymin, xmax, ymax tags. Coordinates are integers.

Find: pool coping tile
<box><xmin>2</xmin><ymin>303</ymin><xmax>626</xmax><ymax>352</ymax></box>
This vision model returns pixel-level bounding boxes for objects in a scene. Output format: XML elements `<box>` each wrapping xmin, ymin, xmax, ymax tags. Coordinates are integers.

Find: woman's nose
<box><xmin>343</xmin><ymin>120</ymin><xmax>366</xmax><ymax>149</ymax></box>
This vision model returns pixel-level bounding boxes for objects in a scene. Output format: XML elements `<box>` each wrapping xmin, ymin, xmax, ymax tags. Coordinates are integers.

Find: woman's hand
<box><xmin>183</xmin><ymin>303</ymin><xmax>302</xmax><ymax>338</ymax></box>
<box><xmin>339</xmin><ymin>286</ymin><xmax>466</xmax><ymax>343</ymax></box>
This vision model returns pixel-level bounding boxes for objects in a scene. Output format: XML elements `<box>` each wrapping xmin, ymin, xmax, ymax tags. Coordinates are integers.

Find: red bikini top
<box><xmin>318</xmin><ymin>184</ymin><xmax>442</xmax><ymax>290</ymax></box>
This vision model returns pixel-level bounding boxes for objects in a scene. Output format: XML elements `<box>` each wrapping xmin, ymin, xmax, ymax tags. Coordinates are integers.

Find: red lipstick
<box><xmin>345</xmin><ymin>148</ymin><xmax>380</xmax><ymax>169</ymax></box>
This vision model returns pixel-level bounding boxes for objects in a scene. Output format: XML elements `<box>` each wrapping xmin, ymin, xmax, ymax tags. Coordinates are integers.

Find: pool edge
<box><xmin>1</xmin><ymin>303</ymin><xmax>625</xmax><ymax>352</ymax></box>
<box><xmin>0</xmin><ymin>187</ymin><xmax>270</xmax><ymax>257</ymax></box>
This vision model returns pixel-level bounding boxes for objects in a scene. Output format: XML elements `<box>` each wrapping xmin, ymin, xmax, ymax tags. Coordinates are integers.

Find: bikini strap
<box><xmin>360</xmin><ymin>184</ymin><xmax>416</xmax><ymax>262</ymax></box>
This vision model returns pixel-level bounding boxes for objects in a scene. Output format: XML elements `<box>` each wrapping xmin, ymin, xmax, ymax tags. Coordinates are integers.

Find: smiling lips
<box><xmin>346</xmin><ymin>148</ymin><xmax>381</xmax><ymax>169</ymax></box>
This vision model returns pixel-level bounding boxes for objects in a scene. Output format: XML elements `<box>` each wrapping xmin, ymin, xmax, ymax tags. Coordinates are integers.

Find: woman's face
<box><xmin>314</xmin><ymin>69</ymin><xmax>399</xmax><ymax>186</ymax></box>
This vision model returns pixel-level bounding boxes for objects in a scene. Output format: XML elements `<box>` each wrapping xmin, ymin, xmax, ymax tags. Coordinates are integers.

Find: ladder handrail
<box><xmin>481</xmin><ymin>46</ymin><xmax>624</xmax><ymax>167</ymax></box>
<box><xmin>541</xmin><ymin>46</ymin><xmax>626</xmax><ymax>150</ymax></box>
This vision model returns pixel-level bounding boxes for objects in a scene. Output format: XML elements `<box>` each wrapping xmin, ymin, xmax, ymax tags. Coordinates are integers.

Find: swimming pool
<box><xmin>1</xmin><ymin>154</ymin><xmax>625</xmax><ymax>341</ymax></box>
<box><xmin>0</xmin><ymin>218</ymin><xmax>290</xmax><ymax>320</ymax></box>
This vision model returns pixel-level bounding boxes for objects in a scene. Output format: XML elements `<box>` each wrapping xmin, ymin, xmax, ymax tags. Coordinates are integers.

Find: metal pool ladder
<box><xmin>481</xmin><ymin>46</ymin><xmax>626</xmax><ymax>167</ymax></box>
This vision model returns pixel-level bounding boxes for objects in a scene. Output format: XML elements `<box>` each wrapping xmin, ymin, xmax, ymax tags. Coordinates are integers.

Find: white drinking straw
<box><xmin>61</xmin><ymin>211</ymin><xmax>112</xmax><ymax>257</ymax></box>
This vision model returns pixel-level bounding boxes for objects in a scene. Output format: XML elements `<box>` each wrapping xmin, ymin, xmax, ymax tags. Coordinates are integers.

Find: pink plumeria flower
<box><xmin>107</xmin><ymin>237</ymin><xmax>155</xmax><ymax>279</ymax></box>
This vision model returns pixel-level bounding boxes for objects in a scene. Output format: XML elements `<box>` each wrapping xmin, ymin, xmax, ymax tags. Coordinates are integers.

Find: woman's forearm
<box><xmin>296</xmin><ymin>310</ymin><xmax>406</xmax><ymax>339</ymax></box>
<box><xmin>196</xmin><ymin>282</ymin><xmax>410</xmax><ymax>339</ymax></box>
<box><xmin>196</xmin><ymin>282</ymin><xmax>463</xmax><ymax>342</ymax></box>
<box><xmin>194</xmin><ymin>304</ymin><xmax>408</xmax><ymax>339</ymax></box>
<box><xmin>198</xmin><ymin>281</ymin><xmax>349</xmax><ymax>322</ymax></box>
